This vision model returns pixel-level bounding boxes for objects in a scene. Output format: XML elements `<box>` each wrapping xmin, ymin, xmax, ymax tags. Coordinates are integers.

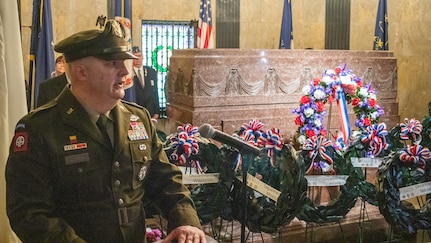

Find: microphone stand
<box><xmin>241</xmin><ymin>154</ymin><xmax>247</xmax><ymax>243</ymax></box>
<box><xmin>239</xmin><ymin>152</ymin><xmax>255</xmax><ymax>243</ymax></box>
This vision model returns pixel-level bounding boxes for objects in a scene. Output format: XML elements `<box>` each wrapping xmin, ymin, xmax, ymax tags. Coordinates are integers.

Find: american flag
<box><xmin>197</xmin><ymin>0</ymin><xmax>214</xmax><ymax>48</ymax></box>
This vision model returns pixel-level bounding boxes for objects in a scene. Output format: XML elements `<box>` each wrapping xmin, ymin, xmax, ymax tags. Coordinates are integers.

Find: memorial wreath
<box><xmin>164</xmin><ymin>124</ymin><xmax>233</xmax><ymax>225</ymax></box>
<box><xmin>293</xmin><ymin>65</ymin><xmax>383</xmax><ymax>223</ymax></box>
<box><xmin>376</xmin><ymin>117</ymin><xmax>431</xmax><ymax>234</ymax></box>
<box><xmin>226</xmin><ymin>120</ymin><xmax>308</xmax><ymax>234</ymax></box>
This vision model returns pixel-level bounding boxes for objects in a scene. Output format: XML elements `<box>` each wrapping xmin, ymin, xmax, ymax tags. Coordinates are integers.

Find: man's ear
<box><xmin>73</xmin><ymin>63</ymin><xmax>88</xmax><ymax>81</ymax></box>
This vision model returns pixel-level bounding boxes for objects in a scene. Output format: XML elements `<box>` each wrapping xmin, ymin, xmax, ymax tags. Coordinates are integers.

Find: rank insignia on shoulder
<box><xmin>138</xmin><ymin>166</ymin><xmax>147</xmax><ymax>181</ymax></box>
<box><xmin>13</xmin><ymin>132</ymin><xmax>28</xmax><ymax>152</ymax></box>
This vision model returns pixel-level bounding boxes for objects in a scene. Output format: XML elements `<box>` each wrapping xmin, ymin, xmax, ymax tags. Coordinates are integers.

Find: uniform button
<box><xmin>118</xmin><ymin>198</ymin><xmax>124</xmax><ymax>206</ymax></box>
<box><xmin>114</xmin><ymin>161</ymin><xmax>120</xmax><ymax>168</ymax></box>
<box><xmin>114</xmin><ymin>180</ymin><xmax>121</xmax><ymax>186</ymax></box>
<box><xmin>143</xmin><ymin>156</ymin><xmax>148</xmax><ymax>161</ymax></box>
<box><xmin>77</xmin><ymin>168</ymin><xmax>83</xmax><ymax>173</ymax></box>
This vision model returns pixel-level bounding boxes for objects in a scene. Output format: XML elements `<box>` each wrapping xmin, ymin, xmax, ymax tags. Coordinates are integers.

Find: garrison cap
<box><xmin>54</xmin><ymin>20</ymin><xmax>137</xmax><ymax>62</ymax></box>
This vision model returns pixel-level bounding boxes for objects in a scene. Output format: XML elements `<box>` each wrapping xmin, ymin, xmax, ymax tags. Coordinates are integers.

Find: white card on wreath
<box><xmin>351</xmin><ymin>157</ymin><xmax>383</xmax><ymax>168</ymax></box>
<box><xmin>178</xmin><ymin>166</ymin><xmax>220</xmax><ymax>184</ymax></box>
<box><xmin>305</xmin><ymin>175</ymin><xmax>348</xmax><ymax>186</ymax></box>
<box><xmin>237</xmin><ymin>173</ymin><xmax>281</xmax><ymax>201</ymax></box>
<box><xmin>399</xmin><ymin>181</ymin><xmax>431</xmax><ymax>201</ymax></box>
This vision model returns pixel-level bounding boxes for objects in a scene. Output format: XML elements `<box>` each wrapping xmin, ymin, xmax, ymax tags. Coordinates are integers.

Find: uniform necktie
<box><xmin>96</xmin><ymin>114</ymin><xmax>112</xmax><ymax>146</ymax></box>
<box><xmin>138</xmin><ymin>69</ymin><xmax>145</xmax><ymax>88</ymax></box>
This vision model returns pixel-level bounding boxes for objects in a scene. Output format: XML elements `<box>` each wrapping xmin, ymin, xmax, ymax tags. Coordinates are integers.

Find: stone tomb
<box><xmin>166</xmin><ymin>49</ymin><xmax>399</xmax><ymax>138</ymax></box>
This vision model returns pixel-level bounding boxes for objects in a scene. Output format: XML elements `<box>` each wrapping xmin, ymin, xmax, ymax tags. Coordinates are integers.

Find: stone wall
<box><xmin>18</xmin><ymin>0</ymin><xmax>431</xmax><ymax>120</ymax></box>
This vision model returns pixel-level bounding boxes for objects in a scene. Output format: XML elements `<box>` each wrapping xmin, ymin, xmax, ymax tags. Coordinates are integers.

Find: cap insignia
<box><xmin>111</xmin><ymin>21</ymin><xmax>124</xmax><ymax>38</ymax></box>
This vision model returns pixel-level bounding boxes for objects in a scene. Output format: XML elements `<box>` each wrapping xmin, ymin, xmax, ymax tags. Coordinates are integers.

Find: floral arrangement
<box><xmin>376</xmin><ymin>117</ymin><xmax>431</xmax><ymax>234</ymax></box>
<box><xmin>164</xmin><ymin>124</ymin><xmax>232</xmax><ymax>225</ymax></box>
<box><xmin>293</xmin><ymin>64</ymin><xmax>388</xmax><ymax>174</ymax></box>
<box><xmin>293</xmin><ymin>64</ymin><xmax>385</xmax><ymax>145</ymax></box>
<box><xmin>292</xmin><ymin>65</ymin><xmax>382</xmax><ymax>223</ymax></box>
<box><xmin>225</xmin><ymin>119</ymin><xmax>307</xmax><ymax>234</ymax></box>
<box><xmin>345</xmin><ymin>80</ymin><xmax>385</xmax><ymax>131</ymax></box>
<box><xmin>297</xmin><ymin>142</ymin><xmax>359</xmax><ymax>223</ymax></box>
<box><xmin>145</xmin><ymin>228</ymin><xmax>162</xmax><ymax>242</ymax></box>
<box><xmin>165</xmin><ymin>124</ymin><xmax>202</xmax><ymax>170</ymax></box>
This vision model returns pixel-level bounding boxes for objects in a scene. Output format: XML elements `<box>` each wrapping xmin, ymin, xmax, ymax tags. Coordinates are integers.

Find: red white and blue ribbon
<box><xmin>335</xmin><ymin>85</ymin><xmax>351</xmax><ymax>143</ymax></box>
<box><xmin>400</xmin><ymin>118</ymin><xmax>423</xmax><ymax>144</ymax></box>
<box><xmin>303</xmin><ymin>136</ymin><xmax>334</xmax><ymax>174</ymax></box>
<box><xmin>169</xmin><ymin>124</ymin><xmax>200</xmax><ymax>167</ymax></box>
<box><xmin>234</xmin><ymin>153</ymin><xmax>242</xmax><ymax>172</ymax></box>
<box><xmin>238</xmin><ymin>119</ymin><xmax>265</xmax><ymax>146</ymax></box>
<box><xmin>399</xmin><ymin>144</ymin><xmax>431</xmax><ymax>174</ymax></box>
<box><xmin>234</xmin><ymin>120</ymin><xmax>265</xmax><ymax>171</ymax></box>
<box><xmin>333</xmin><ymin>131</ymin><xmax>346</xmax><ymax>151</ymax></box>
<box><xmin>261</xmin><ymin>128</ymin><xmax>283</xmax><ymax>167</ymax></box>
<box><xmin>360</xmin><ymin>122</ymin><xmax>389</xmax><ymax>157</ymax></box>
<box><xmin>190</xmin><ymin>160</ymin><xmax>204</xmax><ymax>174</ymax></box>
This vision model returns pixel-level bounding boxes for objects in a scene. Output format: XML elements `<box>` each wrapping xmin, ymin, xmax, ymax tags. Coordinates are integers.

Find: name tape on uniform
<box><xmin>399</xmin><ymin>181</ymin><xmax>431</xmax><ymax>201</ymax></box>
<box><xmin>350</xmin><ymin>157</ymin><xmax>383</xmax><ymax>168</ymax></box>
<box><xmin>237</xmin><ymin>173</ymin><xmax>281</xmax><ymax>202</ymax></box>
<box><xmin>305</xmin><ymin>175</ymin><xmax>348</xmax><ymax>187</ymax></box>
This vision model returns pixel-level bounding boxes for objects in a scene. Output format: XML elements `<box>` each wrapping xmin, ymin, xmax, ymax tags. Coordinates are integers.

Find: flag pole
<box><xmin>28</xmin><ymin>54</ymin><xmax>34</xmax><ymax>111</ymax></box>
<box><xmin>28</xmin><ymin>0</ymin><xmax>39</xmax><ymax>111</ymax></box>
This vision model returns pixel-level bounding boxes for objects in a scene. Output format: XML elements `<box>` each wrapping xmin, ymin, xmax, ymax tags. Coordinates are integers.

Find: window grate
<box><xmin>325</xmin><ymin>0</ymin><xmax>351</xmax><ymax>50</ymax></box>
<box><xmin>141</xmin><ymin>20</ymin><xmax>194</xmax><ymax>117</ymax></box>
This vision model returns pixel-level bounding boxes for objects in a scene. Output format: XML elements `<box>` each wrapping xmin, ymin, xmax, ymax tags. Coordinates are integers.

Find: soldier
<box><xmin>6</xmin><ymin>20</ymin><xmax>205</xmax><ymax>243</ymax></box>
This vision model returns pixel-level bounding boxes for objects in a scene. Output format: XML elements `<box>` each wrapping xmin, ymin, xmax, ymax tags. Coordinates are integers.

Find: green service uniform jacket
<box><xmin>36</xmin><ymin>73</ymin><xmax>68</xmax><ymax>107</ymax></box>
<box><xmin>6</xmin><ymin>87</ymin><xmax>201</xmax><ymax>243</ymax></box>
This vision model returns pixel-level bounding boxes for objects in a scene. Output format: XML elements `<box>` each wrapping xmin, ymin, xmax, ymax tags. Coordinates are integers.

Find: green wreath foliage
<box><xmin>376</xmin><ymin>118</ymin><xmax>431</xmax><ymax>234</ymax></box>
<box><xmin>187</xmin><ymin>139</ymin><xmax>234</xmax><ymax>225</ymax></box>
<box><xmin>163</xmin><ymin>125</ymin><xmax>233</xmax><ymax>225</ymax></box>
<box><xmin>297</xmin><ymin>145</ymin><xmax>359</xmax><ymax>223</ymax></box>
<box><xmin>227</xmin><ymin>144</ymin><xmax>308</xmax><ymax>234</ymax></box>
<box><xmin>344</xmin><ymin>135</ymin><xmax>391</xmax><ymax>206</ymax></box>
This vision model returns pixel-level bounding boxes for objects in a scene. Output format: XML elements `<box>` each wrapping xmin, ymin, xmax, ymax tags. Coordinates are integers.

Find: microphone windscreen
<box><xmin>198</xmin><ymin>124</ymin><xmax>215</xmax><ymax>138</ymax></box>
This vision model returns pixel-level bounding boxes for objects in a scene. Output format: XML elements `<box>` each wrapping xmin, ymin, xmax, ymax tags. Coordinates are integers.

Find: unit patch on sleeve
<box><xmin>13</xmin><ymin>132</ymin><xmax>28</xmax><ymax>152</ymax></box>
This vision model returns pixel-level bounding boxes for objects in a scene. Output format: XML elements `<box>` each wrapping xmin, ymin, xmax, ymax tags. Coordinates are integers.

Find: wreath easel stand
<box><xmin>239</xmin><ymin>151</ymin><xmax>251</xmax><ymax>243</ymax></box>
<box><xmin>304</xmin><ymin>102</ymin><xmax>349</xmax><ymax>243</ymax></box>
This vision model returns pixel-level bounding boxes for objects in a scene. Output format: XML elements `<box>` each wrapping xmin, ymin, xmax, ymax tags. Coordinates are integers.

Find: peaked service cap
<box><xmin>54</xmin><ymin>20</ymin><xmax>137</xmax><ymax>62</ymax></box>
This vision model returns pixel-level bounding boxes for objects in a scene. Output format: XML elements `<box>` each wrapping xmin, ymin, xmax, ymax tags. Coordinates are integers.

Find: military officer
<box><xmin>6</xmin><ymin>20</ymin><xmax>205</xmax><ymax>243</ymax></box>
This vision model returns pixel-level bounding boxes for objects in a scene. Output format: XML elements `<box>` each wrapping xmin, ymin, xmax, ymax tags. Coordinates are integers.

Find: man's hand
<box><xmin>162</xmin><ymin>225</ymin><xmax>207</xmax><ymax>243</ymax></box>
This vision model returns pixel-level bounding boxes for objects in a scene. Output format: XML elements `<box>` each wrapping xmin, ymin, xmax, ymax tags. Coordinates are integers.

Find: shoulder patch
<box><xmin>13</xmin><ymin>131</ymin><xmax>28</xmax><ymax>152</ymax></box>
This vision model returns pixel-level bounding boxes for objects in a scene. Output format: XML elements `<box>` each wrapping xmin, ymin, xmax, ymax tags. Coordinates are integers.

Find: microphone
<box><xmin>198</xmin><ymin>123</ymin><xmax>261</xmax><ymax>156</ymax></box>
